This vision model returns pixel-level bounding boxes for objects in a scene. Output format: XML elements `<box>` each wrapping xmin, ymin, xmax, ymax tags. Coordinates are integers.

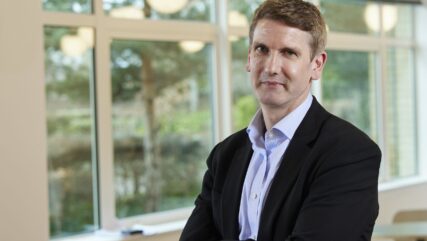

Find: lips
<box><xmin>263</xmin><ymin>81</ymin><xmax>284</xmax><ymax>84</ymax></box>
<box><xmin>260</xmin><ymin>80</ymin><xmax>286</xmax><ymax>86</ymax></box>
<box><xmin>259</xmin><ymin>74</ymin><xmax>286</xmax><ymax>85</ymax></box>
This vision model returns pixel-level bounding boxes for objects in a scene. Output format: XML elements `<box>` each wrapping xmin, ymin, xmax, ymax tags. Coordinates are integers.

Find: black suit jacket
<box><xmin>180</xmin><ymin>97</ymin><xmax>382</xmax><ymax>241</ymax></box>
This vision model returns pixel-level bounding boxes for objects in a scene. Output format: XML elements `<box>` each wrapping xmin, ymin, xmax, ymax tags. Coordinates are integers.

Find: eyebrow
<box><xmin>252</xmin><ymin>41</ymin><xmax>266</xmax><ymax>48</ymax></box>
<box><xmin>281</xmin><ymin>46</ymin><xmax>300</xmax><ymax>55</ymax></box>
<box><xmin>253</xmin><ymin>41</ymin><xmax>301</xmax><ymax>54</ymax></box>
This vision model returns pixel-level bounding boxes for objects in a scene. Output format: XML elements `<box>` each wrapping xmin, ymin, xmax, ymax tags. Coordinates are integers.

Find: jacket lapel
<box><xmin>221</xmin><ymin>137</ymin><xmax>253</xmax><ymax>238</ymax></box>
<box><xmin>257</xmin><ymin>97</ymin><xmax>330</xmax><ymax>240</ymax></box>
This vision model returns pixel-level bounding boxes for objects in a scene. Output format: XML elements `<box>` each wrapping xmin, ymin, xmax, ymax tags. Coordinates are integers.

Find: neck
<box><xmin>261</xmin><ymin>94</ymin><xmax>310</xmax><ymax>131</ymax></box>
<box><xmin>262</xmin><ymin>107</ymin><xmax>291</xmax><ymax>131</ymax></box>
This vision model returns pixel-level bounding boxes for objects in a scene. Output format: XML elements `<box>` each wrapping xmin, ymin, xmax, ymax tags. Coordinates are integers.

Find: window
<box><xmin>43</xmin><ymin>0</ymin><xmax>92</xmax><ymax>13</ymax></box>
<box><xmin>230</xmin><ymin>37</ymin><xmax>257</xmax><ymax>131</ymax></box>
<box><xmin>228</xmin><ymin>0</ymin><xmax>262</xmax><ymax>27</ymax></box>
<box><xmin>42</xmin><ymin>0</ymin><xmax>216</xmax><ymax>238</ymax></box>
<box><xmin>384</xmin><ymin>47</ymin><xmax>417</xmax><ymax>180</ymax></box>
<box><xmin>321</xmin><ymin>48</ymin><xmax>418</xmax><ymax>183</ymax></box>
<box><xmin>318</xmin><ymin>2</ymin><xmax>418</xmax><ymax>183</ymax></box>
<box><xmin>104</xmin><ymin>0</ymin><xmax>212</xmax><ymax>21</ymax></box>
<box><xmin>110</xmin><ymin>39</ymin><xmax>213</xmax><ymax>217</ymax></box>
<box><xmin>385</xmin><ymin>4</ymin><xmax>413</xmax><ymax>39</ymax></box>
<box><xmin>322</xmin><ymin>51</ymin><xmax>378</xmax><ymax>140</ymax></box>
<box><xmin>44</xmin><ymin>26</ymin><xmax>98</xmax><ymax>237</ymax></box>
<box><xmin>320</xmin><ymin>0</ymin><xmax>376</xmax><ymax>35</ymax></box>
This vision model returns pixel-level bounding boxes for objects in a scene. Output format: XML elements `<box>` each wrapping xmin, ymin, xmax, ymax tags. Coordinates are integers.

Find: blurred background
<box><xmin>1</xmin><ymin>0</ymin><xmax>427</xmax><ymax>240</ymax></box>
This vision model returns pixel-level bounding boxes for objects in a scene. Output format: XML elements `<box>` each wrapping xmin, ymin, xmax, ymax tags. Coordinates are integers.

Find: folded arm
<box><xmin>287</xmin><ymin>143</ymin><xmax>381</xmax><ymax>241</ymax></box>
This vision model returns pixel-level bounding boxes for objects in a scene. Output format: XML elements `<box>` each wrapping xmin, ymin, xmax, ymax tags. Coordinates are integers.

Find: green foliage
<box><xmin>233</xmin><ymin>95</ymin><xmax>258</xmax><ymax>130</ymax></box>
<box><xmin>44</xmin><ymin>27</ymin><xmax>93</xmax><ymax>104</ymax></box>
<box><xmin>43</xmin><ymin>0</ymin><xmax>91</xmax><ymax>13</ymax></box>
<box><xmin>113</xmin><ymin>134</ymin><xmax>207</xmax><ymax>217</ymax></box>
<box><xmin>159</xmin><ymin>110</ymin><xmax>211</xmax><ymax>136</ymax></box>
<box><xmin>110</xmin><ymin>40</ymin><xmax>209</xmax><ymax>102</ymax></box>
<box><xmin>116</xmin><ymin>193</ymin><xmax>146</xmax><ymax>218</ymax></box>
<box><xmin>322</xmin><ymin>51</ymin><xmax>372</xmax><ymax>136</ymax></box>
<box><xmin>49</xmin><ymin>163</ymin><xmax>95</xmax><ymax>237</ymax></box>
<box><xmin>229</xmin><ymin>0</ymin><xmax>264</xmax><ymax>23</ymax></box>
<box><xmin>321</xmin><ymin>0</ymin><xmax>371</xmax><ymax>35</ymax></box>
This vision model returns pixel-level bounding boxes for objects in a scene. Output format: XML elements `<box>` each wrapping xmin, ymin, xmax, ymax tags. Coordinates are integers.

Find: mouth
<box><xmin>260</xmin><ymin>80</ymin><xmax>286</xmax><ymax>87</ymax></box>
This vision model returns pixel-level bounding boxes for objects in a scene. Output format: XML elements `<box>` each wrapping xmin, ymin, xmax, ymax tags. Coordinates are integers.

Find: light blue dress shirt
<box><xmin>238</xmin><ymin>94</ymin><xmax>313</xmax><ymax>240</ymax></box>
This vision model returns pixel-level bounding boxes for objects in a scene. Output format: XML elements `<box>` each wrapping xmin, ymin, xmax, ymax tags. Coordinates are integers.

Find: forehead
<box><xmin>252</xmin><ymin>19</ymin><xmax>312</xmax><ymax>52</ymax></box>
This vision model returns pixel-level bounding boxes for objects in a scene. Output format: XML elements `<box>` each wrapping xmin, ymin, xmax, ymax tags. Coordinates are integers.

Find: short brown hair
<box><xmin>249</xmin><ymin>0</ymin><xmax>327</xmax><ymax>59</ymax></box>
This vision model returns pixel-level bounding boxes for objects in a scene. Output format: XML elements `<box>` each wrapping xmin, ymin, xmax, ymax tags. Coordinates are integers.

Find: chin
<box><xmin>259</xmin><ymin>98</ymin><xmax>287</xmax><ymax>108</ymax></box>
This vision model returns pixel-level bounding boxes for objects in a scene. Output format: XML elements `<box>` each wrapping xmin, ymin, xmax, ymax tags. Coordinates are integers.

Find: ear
<box><xmin>246</xmin><ymin>47</ymin><xmax>251</xmax><ymax>72</ymax></box>
<box><xmin>310</xmin><ymin>51</ymin><xmax>327</xmax><ymax>80</ymax></box>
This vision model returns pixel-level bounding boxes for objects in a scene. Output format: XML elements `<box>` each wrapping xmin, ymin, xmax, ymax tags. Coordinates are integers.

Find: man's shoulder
<box><xmin>304</xmin><ymin>98</ymin><xmax>378</xmax><ymax>148</ymax></box>
<box><xmin>207</xmin><ymin>128</ymin><xmax>251</xmax><ymax>163</ymax></box>
<box><xmin>319</xmin><ymin>113</ymin><xmax>381</xmax><ymax>154</ymax></box>
<box><xmin>207</xmin><ymin>128</ymin><xmax>251</xmax><ymax>172</ymax></box>
<box><xmin>217</xmin><ymin>128</ymin><xmax>250</xmax><ymax>150</ymax></box>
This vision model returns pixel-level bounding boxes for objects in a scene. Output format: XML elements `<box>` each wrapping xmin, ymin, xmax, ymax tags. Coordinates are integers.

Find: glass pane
<box><xmin>384</xmin><ymin>4</ymin><xmax>414</xmax><ymax>39</ymax></box>
<box><xmin>104</xmin><ymin>0</ymin><xmax>212</xmax><ymax>21</ymax></box>
<box><xmin>44</xmin><ymin>26</ymin><xmax>97</xmax><ymax>238</ymax></box>
<box><xmin>320</xmin><ymin>0</ymin><xmax>378</xmax><ymax>35</ymax></box>
<box><xmin>231</xmin><ymin>36</ymin><xmax>257</xmax><ymax>131</ymax></box>
<box><xmin>111</xmin><ymin>39</ymin><xmax>213</xmax><ymax>217</ymax></box>
<box><xmin>228</xmin><ymin>0</ymin><xmax>263</xmax><ymax>27</ymax></box>
<box><xmin>322</xmin><ymin>51</ymin><xmax>377</xmax><ymax>140</ymax></box>
<box><xmin>43</xmin><ymin>0</ymin><xmax>92</xmax><ymax>14</ymax></box>
<box><xmin>385</xmin><ymin>48</ymin><xmax>417</xmax><ymax>180</ymax></box>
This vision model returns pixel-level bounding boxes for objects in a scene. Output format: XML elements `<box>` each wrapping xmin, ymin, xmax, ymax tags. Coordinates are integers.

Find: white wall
<box><xmin>377</xmin><ymin>181</ymin><xmax>427</xmax><ymax>225</ymax></box>
<box><xmin>0</xmin><ymin>1</ymin><xmax>49</xmax><ymax>241</ymax></box>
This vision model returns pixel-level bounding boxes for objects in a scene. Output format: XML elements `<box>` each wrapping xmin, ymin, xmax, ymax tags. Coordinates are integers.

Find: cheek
<box><xmin>287</xmin><ymin>63</ymin><xmax>311</xmax><ymax>79</ymax></box>
<box><xmin>250</xmin><ymin>55</ymin><xmax>264</xmax><ymax>70</ymax></box>
<box><xmin>289</xmin><ymin>61</ymin><xmax>305</xmax><ymax>72</ymax></box>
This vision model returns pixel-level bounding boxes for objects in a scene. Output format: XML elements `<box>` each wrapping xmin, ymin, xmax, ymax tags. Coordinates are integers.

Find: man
<box><xmin>180</xmin><ymin>0</ymin><xmax>381</xmax><ymax>240</ymax></box>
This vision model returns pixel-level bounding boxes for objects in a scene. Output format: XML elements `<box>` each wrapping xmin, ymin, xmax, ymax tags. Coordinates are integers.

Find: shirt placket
<box><xmin>248</xmin><ymin>152</ymin><xmax>266</xmax><ymax>238</ymax></box>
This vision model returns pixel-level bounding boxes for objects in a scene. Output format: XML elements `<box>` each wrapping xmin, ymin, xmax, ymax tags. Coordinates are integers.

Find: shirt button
<box><xmin>251</xmin><ymin>193</ymin><xmax>258</xmax><ymax>199</ymax></box>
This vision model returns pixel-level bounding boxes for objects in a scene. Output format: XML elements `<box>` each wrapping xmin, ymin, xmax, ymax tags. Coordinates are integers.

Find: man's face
<box><xmin>247</xmin><ymin>19</ymin><xmax>326</xmax><ymax>113</ymax></box>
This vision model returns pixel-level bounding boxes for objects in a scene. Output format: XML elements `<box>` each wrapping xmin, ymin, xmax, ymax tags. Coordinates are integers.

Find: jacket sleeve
<box><xmin>180</xmin><ymin>145</ymin><xmax>223</xmax><ymax>241</ymax></box>
<box><xmin>286</xmin><ymin>140</ymin><xmax>382</xmax><ymax>241</ymax></box>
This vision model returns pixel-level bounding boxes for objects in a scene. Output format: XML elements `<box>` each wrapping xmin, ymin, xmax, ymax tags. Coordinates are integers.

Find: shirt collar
<box><xmin>246</xmin><ymin>94</ymin><xmax>313</xmax><ymax>147</ymax></box>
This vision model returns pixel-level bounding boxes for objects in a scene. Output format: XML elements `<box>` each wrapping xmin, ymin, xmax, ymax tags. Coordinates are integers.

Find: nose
<box><xmin>264</xmin><ymin>52</ymin><xmax>281</xmax><ymax>76</ymax></box>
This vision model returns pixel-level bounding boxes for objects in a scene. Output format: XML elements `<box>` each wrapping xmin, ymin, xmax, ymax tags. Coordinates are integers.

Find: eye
<box><xmin>283</xmin><ymin>49</ymin><xmax>297</xmax><ymax>57</ymax></box>
<box><xmin>254</xmin><ymin>44</ymin><xmax>268</xmax><ymax>54</ymax></box>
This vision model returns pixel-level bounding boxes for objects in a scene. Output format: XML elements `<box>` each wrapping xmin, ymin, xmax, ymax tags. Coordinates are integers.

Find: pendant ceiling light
<box><xmin>110</xmin><ymin>6</ymin><xmax>144</xmax><ymax>19</ymax></box>
<box><xmin>364</xmin><ymin>4</ymin><xmax>398</xmax><ymax>32</ymax></box>
<box><xmin>228</xmin><ymin>10</ymin><xmax>248</xmax><ymax>27</ymax></box>
<box><xmin>77</xmin><ymin>27</ymin><xmax>94</xmax><ymax>48</ymax></box>
<box><xmin>60</xmin><ymin>35</ymin><xmax>88</xmax><ymax>57</ymax></box>
<box><xmin>147</xmin><ymin>0</ymin><xmax>189</xmax><ymax>14</ymax></box>
<box><xmin>179</xmin><ymin>41</ymin><xmax>205</xmax><ymax>53</ymax></box>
